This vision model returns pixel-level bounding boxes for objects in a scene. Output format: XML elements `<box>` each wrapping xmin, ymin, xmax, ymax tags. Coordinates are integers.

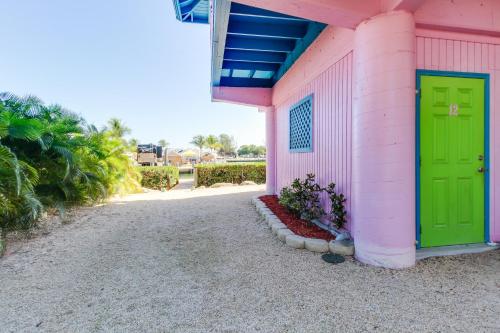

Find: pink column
<box><xmin>263</xmin><ymin>106</ymin><xmax>276</xmax><ymax>195</ymax></box>
<box><xmin>352</xmin><ymin>11</ymin><xmax>416</xmax><ymax>268</ymax></box>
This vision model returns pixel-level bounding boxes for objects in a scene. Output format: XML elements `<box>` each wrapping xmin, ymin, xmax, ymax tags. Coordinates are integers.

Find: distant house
<box><xmin>201</xmin><ymin>152</ymin><xmax>216</xmax><ymax>163</ymax></box>
<box><xmin>171</xmin><ymin>0</ymin><xmax>500</xmax><ymax>268</ymax></box>
<box><xmin>166</xmin><ymin>150</ymin><xmax>183</xmax><ymax>166</ymax></box>
<box><xmin>180</xmin><ymin>149</ymin><xmax>199</xmax><ymax>164</ymax></box>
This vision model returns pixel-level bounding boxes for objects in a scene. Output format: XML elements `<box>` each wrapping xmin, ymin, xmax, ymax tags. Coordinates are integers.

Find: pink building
<box><xmin>172</xmin><ymin>0</ymin><xmax>500</xmax><ymax>268</ymax></box>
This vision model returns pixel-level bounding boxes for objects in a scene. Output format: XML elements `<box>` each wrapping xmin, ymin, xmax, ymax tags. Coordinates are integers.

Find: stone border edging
<box><xmin>251</xmin><ymin>196</ymin><xmax>354</xmax><ymax>256</ymax></box>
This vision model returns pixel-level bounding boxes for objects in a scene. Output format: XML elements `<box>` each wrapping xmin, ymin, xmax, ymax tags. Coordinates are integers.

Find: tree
<box><xmin>158</xmin><ymin>139</ymin><xmax>169</xmax><ymax>148</ymax></box>
<box><xmin>237</xmin><ymin>144</ymin><xmax>266</xmax><ymax>157</ymax></box>
<box><xmin>218</xmin><ymin>134</ymin><xmax>236</xmax><ymax>157</ymax></box>
<box><xmin>190</xmin><ymin>135</ymin><xmax>206</xmax><ymax>159</ymax></box>
<box><xmin>128</xmin><ymin>138</ymin><xmax>139</xmax><ymax>152</ymax></box>
<box><xmin>205</xmin><ymin>135</ymin><xmax>219</xmax><ymax>153</ymax></box>
<box><xmin>107</xmin><ymin>118</ymin><xmax>131</xmax><ymax>138</ymax></box>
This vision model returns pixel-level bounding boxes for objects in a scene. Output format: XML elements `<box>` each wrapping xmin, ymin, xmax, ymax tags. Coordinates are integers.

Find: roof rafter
<box><xmin>227</xmin><ymin>20</ymin><xmax>308</xmax><ymax>39</ymax></box>
<box><xmin>225</xmin><ymin>36</ymin><xmax>296</xmax><ymax>53</ymax></box>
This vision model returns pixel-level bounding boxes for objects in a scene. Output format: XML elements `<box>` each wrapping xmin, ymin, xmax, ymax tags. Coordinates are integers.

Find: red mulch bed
<box><xmin>259</xmin><ymin>195</ymin><xmax>335</xmax><ymax>241</ymax></box>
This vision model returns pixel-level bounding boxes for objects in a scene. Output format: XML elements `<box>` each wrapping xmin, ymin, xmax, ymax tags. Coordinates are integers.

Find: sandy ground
<box><xmin>0</xmin><ymin>180</ymin><xmax>499</xmax><ymax>333</ymax></box>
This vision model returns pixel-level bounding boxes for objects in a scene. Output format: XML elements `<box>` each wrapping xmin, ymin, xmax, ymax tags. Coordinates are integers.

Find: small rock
<box><xmin>335</xmin><ymin>232</ymin><xmax>351</xmax><ymax>241</ymax></box>
<box><xmin>277</xmin><ymin>228</ymin><xmax>294</xmax><ymax>242</ymax></box>
<box><xmin>286</xmin><ymin>235</ymin><xmax>305</xmax><ymax>249</ymax></box>
<box><xmin>241</xmin><ymin>181</ymin><xmax>257</xmax><ymax>185</ymax></box>
<box><xmin>329</xmin><ymin>239</ymin><xmax>355</xmax><ymax>256</ymax></box>
<box><xmin>271</xmin><ymin>222</ymin><xmax>288</xmax><ymax>234</ymax></box>
<box><xmin>305</xmin><ymin>238</ymin><xmax>329</xmax><ymax>253</ymax></box>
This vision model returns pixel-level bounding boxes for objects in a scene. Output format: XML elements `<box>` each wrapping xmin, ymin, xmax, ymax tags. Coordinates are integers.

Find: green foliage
<box><xmin>195</xmin><ymin>163</ymin><xmax>265</xmax><ymax>187</ymax></box>
<box><xmin>278</xmin><ymin>173</ymin><xmax>324</xmax><ymax>221</ymax></box>
<box><xmin>0</xmin><ymin>92</ymin><xmax>141</xmax><ymax>237</ymax></box>
<box><xmin>205</xmin><ymin>135</ymin><xmax>219</xmax><ymax>152</ymax></box>
<box><xmin>325</xmin><ymin>183</ymin><xmax>347</xmax><ymax>229</ymax></box>
<box><xmin>157</xmin><ymin>139</ymin><xmax>168</xmax><ymax>148</ymax></box>
<box><xmin>191</xmin><ymin>135</ymin><xmax>206</xmax><ymax>154</ymax></box>
<box><xmin>218</xmin><ymin>133</ymin><xmax>236</xmax><ymax>156</ymax></box>
<box><xmin>137</xmin><ymin>166</ymin><xmax>179</xmax><ymax>191</ymax></box>
<box><xmin>237</xmin><ymin>144</ymin><xmax>266</xmax><ymax>157</ymax></box>
<box><xmin>279</xmin><ymin>174</ymin><xmax>347</xmax><ymax>229</ymax></box>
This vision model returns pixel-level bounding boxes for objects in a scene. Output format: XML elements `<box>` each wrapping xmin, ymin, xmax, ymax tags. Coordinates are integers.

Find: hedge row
<box><xmin>137</xmin><ymin>166</ymin><xmax>179</xmax><ymax>190</ymax></box>
<box><xmin>195</xmin><ymin>163</ymin><xmax>266</xmax><ymax>187</ymax></box>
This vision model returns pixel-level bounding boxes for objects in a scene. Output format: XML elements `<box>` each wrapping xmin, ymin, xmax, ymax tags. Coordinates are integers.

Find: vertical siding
<box><xmin>416</xmin><ymin>34</ymin><xmax>500</xmax><ymax>242</ymax></box>
<box><xmin>275</xmin><ymin>52</ymin><xmax>353</xmax><ymax>229</ymax></box>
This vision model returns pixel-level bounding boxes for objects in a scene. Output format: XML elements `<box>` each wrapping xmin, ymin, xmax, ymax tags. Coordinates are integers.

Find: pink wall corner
<box><xmin>352</xmin><ymin>10</ymin><xmax>416</xmax><ymax>268</ymax></box>
<box><xmin>262</xmin><ymin>106</ymin><xmax>277</xmax><ymax>195</ymax></box>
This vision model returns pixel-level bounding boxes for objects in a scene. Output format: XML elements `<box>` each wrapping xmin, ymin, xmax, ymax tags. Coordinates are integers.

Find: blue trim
<box><xmin>289</xmin><ymin>94</ymin><xmax>313</xmax><ymax>153</ymax></box>
<box><xmin>415</xmin><ymin>69</ymin><xmax>491</xmax><ymax>248</ymax></box>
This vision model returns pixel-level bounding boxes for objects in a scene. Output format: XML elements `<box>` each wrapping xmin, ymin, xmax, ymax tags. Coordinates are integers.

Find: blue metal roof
<box><xmin>172</xmin><ymin>0</ymin><xmax>210</xmax><ymax>24</ymax></box>
<box><xmin>172</xmin><ymin>1</ymin><xmax>326</xmax><ymax>88</ymax></box>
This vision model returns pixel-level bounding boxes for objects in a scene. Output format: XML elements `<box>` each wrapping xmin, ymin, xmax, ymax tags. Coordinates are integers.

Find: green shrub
<box><xmin>279</xmin><ymin>173</ymin><xmax>324</xmax><ymax>222</ymax></box>
<box><xmin>137</xmin><ymin>166</ymin><xmax>179</xmax><ymax>190</ymax></box>
<box><xmin>279</xmin><ymin>174</ymin><xmax>347</xmax><ymax>229</ymax></box>
<box><xmin>0</xmin><ymin>92</ymin><xmax>142</xmax><ymax>241</ymax></box>
<box><xmin>195</xmin><ymin>163</ymin><xmax>265</xmax><ymax>187</ymax></box>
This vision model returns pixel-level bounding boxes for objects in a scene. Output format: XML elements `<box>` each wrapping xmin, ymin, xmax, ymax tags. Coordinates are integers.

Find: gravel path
<box><xmin>0</xmin><ymin>185</ymin><xmax>499</xmax><ymax>332</ymax></box>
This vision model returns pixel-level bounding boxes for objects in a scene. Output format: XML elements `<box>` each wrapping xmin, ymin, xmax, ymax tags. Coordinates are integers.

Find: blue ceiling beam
<box><xmin>220</xmin><ymin>77</ymin><xmax>273</xmax><ymax>88</ymax></box>
<box><xmin>227</xmin><ymin>21</ymin><xmax>308</xmax><ymax>39</ymax></box>
<box><xmin>222</xmin><ymin>60</ymin><xmax>279</xmax><ymax>72</ymax></box>
<box><xmin>224</xmin><ymin>50</ymin><xmax>287</xmax><ymax>63</ymax></box>
<box><xmin>225</xmin><ymin>36</ymin><xmax>296</xmax><ymax>53</ymax></box>
<box><xmin>229</xmin><ymin>3</ymin><xmax>306</xmax><ymax>22</ymax></box>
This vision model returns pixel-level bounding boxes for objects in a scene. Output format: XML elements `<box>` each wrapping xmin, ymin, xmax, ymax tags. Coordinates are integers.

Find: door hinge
<box><xmin>416</xmin><ymin>89</ymin><xmax>421</xmax><ymax>98</ymax></box>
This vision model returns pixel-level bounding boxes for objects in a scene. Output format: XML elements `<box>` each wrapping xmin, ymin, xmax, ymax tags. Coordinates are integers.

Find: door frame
<box><xmin>416</xmin><ymin>69</ymin><xmax>490</xmax><ymax>248</ymax></box>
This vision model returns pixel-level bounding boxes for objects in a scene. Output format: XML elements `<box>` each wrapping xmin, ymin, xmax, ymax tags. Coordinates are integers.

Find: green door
<box><xmin>420</xmin><ymin>75</ymin><xmax>485</xmax><ymax>248</ymax></box>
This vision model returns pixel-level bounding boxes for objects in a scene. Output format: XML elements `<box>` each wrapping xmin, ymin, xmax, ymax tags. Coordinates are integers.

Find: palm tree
<box><xmin>190</xmin><ymin>135</ymin><xmax>206</xmax><ymax>160</ymax></box>
<box><xmin>205</xmin><ymin>135</ymin><xmax>219</xmax><ymax>153</ymax></box>
<box><xmin>107</xmin><ymin>118</ymin><xmax>131</xmax><ymax>138</ymax></box>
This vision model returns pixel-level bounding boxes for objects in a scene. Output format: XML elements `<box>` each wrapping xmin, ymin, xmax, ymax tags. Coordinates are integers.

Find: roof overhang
<box><xmin>211</xmin><ymin>1</ymin><xmax>326</xmax><ymax>89</ymax></box>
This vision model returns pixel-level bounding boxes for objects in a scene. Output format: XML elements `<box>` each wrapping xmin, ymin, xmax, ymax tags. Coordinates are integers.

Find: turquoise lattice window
<box><xmin>289</xmin><ymin>95</ymin><xmax>313</xmax><ymax>152</ymax></box>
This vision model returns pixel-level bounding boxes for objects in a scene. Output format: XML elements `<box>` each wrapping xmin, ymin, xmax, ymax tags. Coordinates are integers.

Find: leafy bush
<box><xmin>279</xmin><ymin>173</ymin><xmax>347</xmax><ymax>229</ymax></box>
<box><xmin>279</xmin><ymin>173</ymin><xmax>324</xmax><ymax>222</ymax></box>
<box><xmin>195</xmin><ymin>163</ymin><xmax>265</xmax><ymax>187</ymax></box>
<box><xmin>137</xmin><ymin>166</ymin><xmax>179</xmax><ymax>190</ymax></box>
<box><xmin>0</xmin><ymin>92</ymin><xmax>141</xmax><ymax>250</ymax></box>
<box><xmin>325</xmin><ymin>183</ymin><xmax>347</xmax><ymax>229</ymax></box>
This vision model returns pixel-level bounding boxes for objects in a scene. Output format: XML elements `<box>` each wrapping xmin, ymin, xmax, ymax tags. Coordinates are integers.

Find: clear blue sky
<box><xmin>0</xmin><ymin>0</ymin><xmax>265</xmax><ymax>148</ymax></box>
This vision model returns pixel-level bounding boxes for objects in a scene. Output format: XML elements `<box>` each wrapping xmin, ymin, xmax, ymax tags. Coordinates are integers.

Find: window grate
<box><xmin>289</xmin><ymin>95</ymin><xmax>313</xmax><ymax>152</ymax></box>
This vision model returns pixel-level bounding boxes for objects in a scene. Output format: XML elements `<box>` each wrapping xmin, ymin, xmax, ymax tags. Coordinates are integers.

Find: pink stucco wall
<box><xmin>415</xmin><ymin>29</ymin><xmax>500</xmax><ymax>243</ymax></box>
<box><xmin>275</xmin><ymin>53</ymin><xmax>353</xmax><ymax>228</ymax></box>
<box><xmin>272</xmin><ymin>25</ymin><xmax>354</xmax><ymax>230</ymax></box>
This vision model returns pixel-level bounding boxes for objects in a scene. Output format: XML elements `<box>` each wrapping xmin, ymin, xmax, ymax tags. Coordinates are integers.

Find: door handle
<box><xmin>478</xmin><ymin>167</ymin><xmax>485</xmax><ymax>173</ymax></box>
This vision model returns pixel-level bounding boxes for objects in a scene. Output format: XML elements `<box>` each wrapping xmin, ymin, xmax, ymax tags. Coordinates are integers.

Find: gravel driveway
<box><xmin>0</xmin><ymin>183</ymin><xmax>499</xmax><ymax>332</ymax></box>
